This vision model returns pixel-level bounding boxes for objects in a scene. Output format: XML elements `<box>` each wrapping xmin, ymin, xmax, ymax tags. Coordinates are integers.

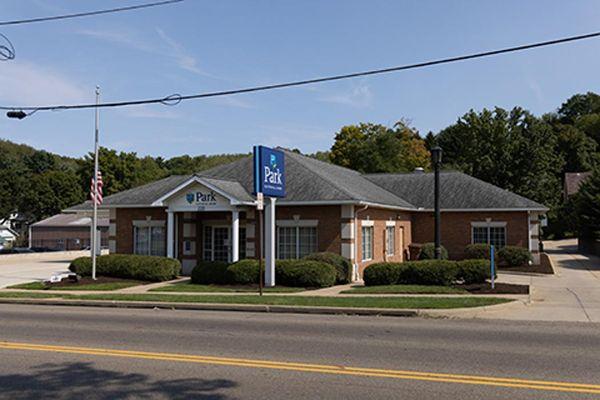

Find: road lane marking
<box><xmin>1</xmin><ymin>341</ymin><xmax>599</xmax><ymax>394</ymax></box>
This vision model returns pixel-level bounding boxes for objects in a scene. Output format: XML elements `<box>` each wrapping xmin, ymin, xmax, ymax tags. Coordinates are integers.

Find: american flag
<box><xmin>90</xmin><ymin>171</ymin><xmax>104</xmax><ymax>205</ymax></box>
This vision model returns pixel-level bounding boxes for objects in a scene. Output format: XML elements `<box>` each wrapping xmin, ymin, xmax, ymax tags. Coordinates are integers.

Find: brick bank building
<box><xmin>67</xmin><ymin>150</ymin><xmax>547</xmax><ymax>278</ymax></box>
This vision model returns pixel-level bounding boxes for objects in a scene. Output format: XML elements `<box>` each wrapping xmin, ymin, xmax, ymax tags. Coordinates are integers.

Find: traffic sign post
<box><xmin>490</xmin><ymin>245</ymin><xmax>495</xmax><ymax>290</ymax></box>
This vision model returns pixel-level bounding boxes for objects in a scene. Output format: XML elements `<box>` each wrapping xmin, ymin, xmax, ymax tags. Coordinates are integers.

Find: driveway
<box><xmin>0</xmin><ymin>251</ymin><xmax>85</xmax><ymax>288</ymax></box>
<box><xmin>434</xmin><ymin>239</ymin><xmax>600</xmax><ymax>322</ymax></box>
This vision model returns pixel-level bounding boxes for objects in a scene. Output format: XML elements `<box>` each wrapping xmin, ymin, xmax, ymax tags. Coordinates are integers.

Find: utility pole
<box><xmin>91</xmin><ymin>86</ymin><xmax>100</xmax><ymax>280</ymax></box>
<box><xmin>431</xmin><ymin>146</ymin><xmax>442</xmax><ymax>260</ymax></box>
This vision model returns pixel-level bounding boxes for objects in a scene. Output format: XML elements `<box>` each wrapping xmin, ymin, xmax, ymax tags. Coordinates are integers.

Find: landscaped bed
<box><xmin>342</xmin><ymin>282</ymin><xmax>529</xmax><ymax>295</ymax></box>
<box><xmin>18</xmin><ymin>293</ymin><xmax>511</xmax><ymax>309</ymax></box>
<box><xmin>150</xmin><ymin>282</ymin><xmax>306</xmax><ymax>293</ymax></box>
<box><xmin>7</xmin><ymin>277</ymin><xmax>145</xmax><ymax>291</ymax></box>
<box><xmin>499</xmin><ymin>264</ymin><xmax>553</xmax><ymax>275</ymax></box>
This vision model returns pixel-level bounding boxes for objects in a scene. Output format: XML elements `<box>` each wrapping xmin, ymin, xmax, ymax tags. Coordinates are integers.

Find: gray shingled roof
<box><xmin>32</xmin><ymin>213</ymin><xmax>109</xmax><ymax>227</ymax></box>
<box><xmin>365</xmin><ymin>171</ymin><xmax>547</xmax><ymax>210</ymax></box>
<box><xmin>66</xmin><ymin>151</ymin><xmax>545</xmax><ymax>212</ymax></box>
<box><xmin>198</xmin><ymin>149</ymin><xmax>414</xmax><ymax>208</ymax></box>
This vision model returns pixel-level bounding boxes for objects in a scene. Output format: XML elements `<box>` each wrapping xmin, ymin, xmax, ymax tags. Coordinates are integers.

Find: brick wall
<box><xmin>114</xmin><ymin>207</ymin><xmax>167</xmax><ymax>253</ymax></box>
<box><xmin>411</xmin><ymin>211</ymin><xmax>529</xmax><ymax>260</ymax></box>
<box><xmin>356</xmin><ymin>208</ymin><xmax>412</xmax><ymax>276</ymax></box>
<box><xmin>30</xmin><ymin>226</ymin><xmax>108</xmax><ymax>250</ymax></box>
<box><xmin>275</xmin><ymin>205</ymin><xmax>342</xmax><ymax>254</ymax></box>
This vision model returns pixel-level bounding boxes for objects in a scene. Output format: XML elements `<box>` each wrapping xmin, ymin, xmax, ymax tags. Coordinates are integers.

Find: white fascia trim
<box><xmin>471</xmin><ymin>221</ymin><xmax>507</xmax><ymax>227</ymax></box>
<box><xmin>276</xmin><ymin>219</ymin><xmax>319</xmax><ymax>227</ymax></box>
<box><xmin>416</xmin><ymin>207</ymin><xmax>548</xmax><ymax>212</ymax></box>
<box><xmin>278</xmin><ymin>200</ymin><xmax>415</xmax><ymax>211</ymax></box>
<box><xmin>151</xmin><ymin>175</ymin><xmax>246</xmax><ymax>206</ymax></box>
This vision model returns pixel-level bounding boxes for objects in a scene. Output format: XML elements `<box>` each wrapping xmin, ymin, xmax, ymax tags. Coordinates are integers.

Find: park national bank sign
<box><xmin>253</xmin><ymin>145</ymin><xmax>286</xmax><ymax>198</ymax></box>
<box><xmin>185</xmin><ymin>190</ymin><xmax>218</xmax><ymax>207</ymax></box>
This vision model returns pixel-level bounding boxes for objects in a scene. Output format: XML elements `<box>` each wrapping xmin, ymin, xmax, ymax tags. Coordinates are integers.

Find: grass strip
<box><xmin>7</xmin><ymin>281</ymin><xmax>143</xmax><ymax>291</ymax></box>
<box><xmin>340</xmin><ymin>285</ymin><xmax>468</xmax><ymax>295</ymax></box>
<box><xmin>70</xmin><ymin>293</ymin><xmax>511</xmax><ymax>309</ymax></box>
<box><xmin>0</xmin><ymin>292</ymin><xmax>65</xmax><ymax>299</ymax></box>
<box><xmin>150</xmin><ymin>282</ymin><xmax>305</xmax><ymax>293</ymax></box>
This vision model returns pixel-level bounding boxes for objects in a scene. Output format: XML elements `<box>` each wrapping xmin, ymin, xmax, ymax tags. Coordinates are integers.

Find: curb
<box><xmin>0</xmin><ymin>298</ymin><xmax>418</xmax><ymax>317</ymax></box>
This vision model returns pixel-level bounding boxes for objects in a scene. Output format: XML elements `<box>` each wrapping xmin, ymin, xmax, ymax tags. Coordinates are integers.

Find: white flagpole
<box><xmin>92</xmin><ymin>86</ymin><xmax>100</xmax><ymax>280</ymax></box>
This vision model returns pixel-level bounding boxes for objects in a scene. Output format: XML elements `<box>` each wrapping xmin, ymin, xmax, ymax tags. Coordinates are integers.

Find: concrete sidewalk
<box><xmin>428</xmin><ymin>239</ymin><xmax>600</xmax><ymax>322</ymax></box>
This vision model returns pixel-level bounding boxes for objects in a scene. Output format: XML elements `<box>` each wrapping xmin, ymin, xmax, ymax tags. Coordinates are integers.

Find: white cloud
<box><xmin>0</xmin><ymin>61</ymin><xmax>87</xmax><ymax>107</ymax></box>
<box><xmin>79</xmin><ymin>27</ymin><xmax>215</xmax><ymax>78</ymax></box>
<box><xmin>320</xmin><ymin>84</ymin><xmax>373</xmax><ymax>108</ymax></box>
<box><xmin>78</xmin><ymin>29</ymin><xmax>152</xmax><ymax>52</ymax></box>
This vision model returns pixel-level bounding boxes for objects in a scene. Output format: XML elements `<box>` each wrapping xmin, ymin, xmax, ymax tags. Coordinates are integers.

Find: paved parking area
<box><xmin>0</xmin><ymin>252</ymin><xmax>85</xmax><ymax>288</ymax></box>
<box><xmin>434</xmin><ymin>239</ymin><xmax>600</xmax><ymax>322</ymax></box>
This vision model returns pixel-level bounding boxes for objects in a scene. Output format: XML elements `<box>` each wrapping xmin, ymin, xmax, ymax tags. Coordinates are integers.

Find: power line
<box><xmin>0</xmin><ymin>33</ymin><xmax>15</xmax><ymax>61</ymax></box>
<box><xmin>3</xmin><ymin>29</ymin><xmax>600</xmax><ymax>113</ymax></box>
<box><xmin>0</xmin><ymin>0</ymin><xmax>184</xmax><ymax>26</ymax></box>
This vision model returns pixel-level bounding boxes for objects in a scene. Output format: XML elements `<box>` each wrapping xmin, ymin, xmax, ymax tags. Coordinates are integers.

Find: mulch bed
<box><xmin>458</xmin><ymin>282</ymin><xmax>529</xmax><ymax>295</ymax></box>
<box><xmin>46</xmin><ymin>276</ymin><xmax>142</xmax><ymax>288</ymax></box>
<box><xmin>499</xmin><ymin>264</ymin><xmax>553</xmax><ymax>275</ymax></box>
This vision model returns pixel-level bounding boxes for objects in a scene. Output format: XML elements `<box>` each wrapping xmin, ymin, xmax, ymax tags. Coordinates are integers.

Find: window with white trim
<box><xmin>277</xmin><ymin>226</ymin><xmax>317</xmax><ymax>259</ymax></box>
<box><xmin>362</xmin><ymin>226</ymin><xmax>373</xmax><ymax>261</ymax></box>
<box><xmin>386</xmin><ymin>226</ymin><xmax>395</xmax><ymax>256</ymax></box>
<box><xmin>134</xmin><ymin>225</ymin><xmax>166</xmax><ymax>256</ymax></box>
<box><xmin>471</xmin><ymin>223</ymin><xmax>506</xmax><ymax>248</ymax></box>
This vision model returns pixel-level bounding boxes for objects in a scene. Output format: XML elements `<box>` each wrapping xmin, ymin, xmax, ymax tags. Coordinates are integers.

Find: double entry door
<box><xmin>203</xmin><ymin>226</ymin><xmax>230</xmax><ymax>262</ymax></box>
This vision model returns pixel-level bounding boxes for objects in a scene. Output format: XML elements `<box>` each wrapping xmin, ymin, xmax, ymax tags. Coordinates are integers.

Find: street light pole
<box><xmin>431</xmin><ymin>147</ymin><xmax>443</xmax><ymax>260</ymax></box>
<box><xmin>91</xmin><ymin>86</ymin><xmax>100</xmax><ymax>280</ymax></box>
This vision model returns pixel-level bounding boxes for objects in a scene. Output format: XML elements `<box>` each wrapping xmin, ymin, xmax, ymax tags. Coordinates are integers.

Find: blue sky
<box><xmin>0</xmin><ymin>0</ymin><xmax>599</xmax><ymax>158</ymax></box>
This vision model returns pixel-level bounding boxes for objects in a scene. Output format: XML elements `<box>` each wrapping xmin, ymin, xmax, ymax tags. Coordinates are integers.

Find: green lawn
<box><xmin>7</xmin><ymin>280</ymin><xmax>143</xmax><ymax>291</ymax></box>
<box><xmin>0</xmin><ymin>292</ymin><xmax>65</xmax><ymax>299</ymax></box>
<box><xmin>69</xmin><ymin>293</ymin><xmax>511</xmax><ymax>309</ymax></box>
<box><xmin>340</xmin><ymin>285</ymin><xmax>468</xmax><ymax>295</ymax></box>
<box><xmin>150</xmin><ymin>282</ymin><xmax>305</xmax><ymax>293</ymax></box>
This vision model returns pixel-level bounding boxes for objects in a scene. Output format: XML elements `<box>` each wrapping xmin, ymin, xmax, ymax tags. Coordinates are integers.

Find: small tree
<box><xmin>577</xmin><ymin>168</ymin><xmax>600</xmax><ymax>240</ymax></box>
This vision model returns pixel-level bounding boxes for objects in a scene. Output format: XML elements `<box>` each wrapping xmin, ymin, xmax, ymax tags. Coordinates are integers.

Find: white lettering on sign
<box><xmin>264</xmin><ymin>166</ymin><xmax>283</xmax><ymax>185</ymax></box>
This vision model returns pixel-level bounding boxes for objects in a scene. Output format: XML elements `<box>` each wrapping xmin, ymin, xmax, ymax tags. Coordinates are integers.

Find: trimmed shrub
<box><xmin>303</xmin><ymin>252</ymin><xmax>352</xmax><ymax>284</ymax></box>
<box><xmin>399</xmin><ymin>260</ymin><xmax>457</xmax><ymax>286</ymax></box>
<box><xmin>226</xmin><ymin>259</ymin><xmax>260</xmax><ymax>285</ymax></box>
<box><xmin>418</xmin><ymin>243</ymin><xmax>449</xmax><ymax>260</ymax></box>
<box><xmin>464</xmin><ymin>244</ymin><xmax>494</xmax><ymax>260</ymax></box>
<box><xmin>276</xmin><ymin>260</ymin><xmax>336</xmax><ymax>288</ymax></box>
<box><xmin>69</xmin><ymin>254</ymin><xmax>180</xmax><ymax>282</ymax></box>
<box><xmin>363</xmin><ymin>263</ymin><xmax>404</xmax><ymax>286</ymax></box>
<box><xmin>191</xmin><ymin>261</ymin><xmax>229</xmax><ymax>284</ymax></box>
<box><xmin>498</xmin><ymin>246</ymin><xmax>532</xmax><ymax>267</ymax></box>
<box><xmin>456</xmin><ymin>259</ymin><xmax>492</xmax><ymax>284</ymax></box>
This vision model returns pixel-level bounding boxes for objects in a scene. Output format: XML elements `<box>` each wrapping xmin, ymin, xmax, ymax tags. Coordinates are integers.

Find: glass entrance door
<box><xmin>213</xmin><ymin>227</ymin><xmax>230</xmax><ymax>262</ymax></box>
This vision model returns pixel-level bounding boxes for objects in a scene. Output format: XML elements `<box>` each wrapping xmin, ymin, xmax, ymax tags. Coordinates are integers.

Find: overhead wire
<box><xmin>3</xmin><ymin>29</ymin><xmax>600</xmax><ymax>113</ymax></box>
<box><xmin>0</xmin><ymin>0</ymin><xmax>184</xmax><ymax>26</ymax></box>
<box><xmin>0</xmin><ymin>33</ymin><xmax>15</xmax><ymax>61</ymax></box>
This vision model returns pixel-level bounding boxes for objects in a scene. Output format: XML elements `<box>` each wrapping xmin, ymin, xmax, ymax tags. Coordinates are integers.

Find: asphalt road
<box><xmin>0</xmin><ymin>304</ymin><xmax>599</xmax><ymax>399</ymax></box>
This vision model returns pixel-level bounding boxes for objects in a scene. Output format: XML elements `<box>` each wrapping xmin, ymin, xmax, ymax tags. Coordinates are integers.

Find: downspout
<box><xmin>353</xmin><ymin>204</ymin><xmax>369</xmax><ymax>282</ymax></box>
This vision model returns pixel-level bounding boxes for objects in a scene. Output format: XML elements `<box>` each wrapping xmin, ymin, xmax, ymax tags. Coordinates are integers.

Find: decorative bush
<box><xmin>275</xmin><ymin>260</ymin><xmax>336</xmax><ymax>288</ymax></box>
<box><xmin>464</xmin><ymin>244</ymin><xmax>494</xmax><ymax>260</ymax></box>
<box><xmin>456</xmin><ymin>259</ymin><xmax>492</xmax><ymax>284</ymax></box>
<box><xmin>399</xmin><ymin>260</ymin><xmax>457</xmax><ymax>286</ymax></box>
<box><xmin>498</xmin><ymin>246</ymin><xmax>532</xmax><ymax>267</ymax></box>
<box><xmin>69</xmin><ymin>254</ymin><xmax>180</xmax><ymax>282</ymax></box>
<box><xmin>191</xmin><ymin>261</ymin><xmax>229</xmax><ymax>284</ymax></box>
<box><xmin>418</xmin><ymin>243</ymin><xmax>449</xmax><ymax>260</ymax></box>
<box><xmin>363</xmin><ymin>263</ymin><xmax>404</xmax><ymax>286</ymax></box>
<box><xmin>303</xmin><ymin>252</ymin><xmax>352</xmax><ymax>284</ymax></box>
<box><xmin>226</xmin><ymin>259</ymin><xmax>260</xmax><ymax>285</ymax></box>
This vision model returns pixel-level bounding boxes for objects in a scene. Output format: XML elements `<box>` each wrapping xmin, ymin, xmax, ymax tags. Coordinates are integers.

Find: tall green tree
<box><xmin>576</xmin><ymin>167</ymin><xmax>600</xmax><ymax>240</ymax></box>
<box><xmin>329</xmin><ymin>121</ymin><xmax>430</xmax><ymax>173</ymax></box>
<box><xmin>436</xmin><ymin>107</ymin><xmax>562</xmax><ymax>209</ymax></box>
